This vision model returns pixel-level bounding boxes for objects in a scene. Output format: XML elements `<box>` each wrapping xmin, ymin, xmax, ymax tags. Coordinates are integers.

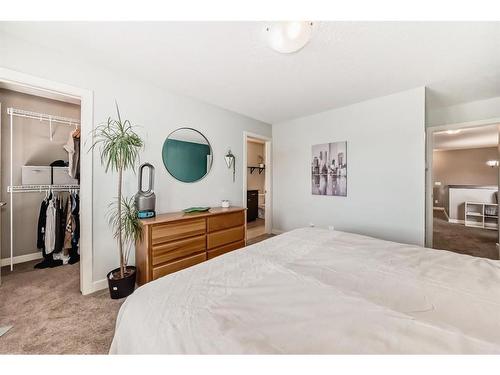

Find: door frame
<box><xmin>242</xmin><ymin>131</ymin><xmax>272</xmax><ymax>235</ymax></box>
<box><xmin>0</xmin><ymin>67</ymin><xmax>94</xmax><ymax>295</ymax></box>
<box><xmin>425</xmin><ymin>117</ymin><xmax>500</xmax><ymax>248</ymax></box>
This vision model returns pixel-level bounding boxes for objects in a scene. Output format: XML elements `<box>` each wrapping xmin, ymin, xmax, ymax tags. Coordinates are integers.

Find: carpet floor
<box><xmin>433</xmin><ymin>210</ymin><xmax>499</xmax><ymax>260</ymax></box>
<box><xmin>0</xmin><ymin>234</ymin><xmax>273</xmax><ymax>354</ymax></box>
<box><xmin>0</xmin><ymin>261</ymin><xmax>123</xmax><ymax>354</ymax></box>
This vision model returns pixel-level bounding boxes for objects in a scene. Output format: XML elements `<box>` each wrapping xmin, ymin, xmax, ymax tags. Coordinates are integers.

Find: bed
<box><xmin>109</xmin><ymin>228</ymin><xmax>500</xmax><ymax>354</ymax></box>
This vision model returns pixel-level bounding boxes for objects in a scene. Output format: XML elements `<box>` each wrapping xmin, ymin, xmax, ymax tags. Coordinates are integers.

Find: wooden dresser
<box><xmin>135</xmin><ymin>207</ymin><xmax>246</xmax><ymax>285</ymax></box>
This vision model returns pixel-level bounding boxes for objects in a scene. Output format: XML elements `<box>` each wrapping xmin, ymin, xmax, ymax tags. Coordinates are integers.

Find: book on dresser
<box><xmin>135</xmin><ymin>207</ymin><xmax>247</xmax><ymax>285</ymax></box>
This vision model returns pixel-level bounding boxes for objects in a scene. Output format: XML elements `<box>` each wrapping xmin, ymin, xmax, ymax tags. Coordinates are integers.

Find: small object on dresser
<box><xmin>135</xmin><ymin>163</ymin><xmax>156</xmax><ymax>219</ymax></box>
<box><xmin>183</xmin><ymin>207</ymin><xmax>210</xmax><ymax>213</ymax></box>
<box><xmin>221</xmin><ymin>200</ymin><xmax>230</xmax><ymax>208</ymax></box>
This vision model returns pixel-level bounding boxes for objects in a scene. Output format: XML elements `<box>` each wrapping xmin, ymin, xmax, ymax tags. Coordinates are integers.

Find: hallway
<box><xmin>433</xmin><ymin>210</ymin><xmax>499</xmax><ymax>260</ymax></box>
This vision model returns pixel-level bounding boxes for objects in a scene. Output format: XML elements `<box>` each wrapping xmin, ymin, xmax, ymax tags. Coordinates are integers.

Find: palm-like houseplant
<box><xmin>91</xmin><ymin>103</ymin><xmax>144</xmax><ymax>298</ymax></box>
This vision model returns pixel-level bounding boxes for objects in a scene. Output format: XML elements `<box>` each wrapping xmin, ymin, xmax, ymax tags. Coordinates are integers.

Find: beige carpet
<box><xmin>0</xmin><ymin>260</ymin><xmax>123</xmax><ymax>354</ymax></box>
<box><xmin>0</xmin><ymin>234</ymin><xmax>274</xmax><ymax>354</ymax></box>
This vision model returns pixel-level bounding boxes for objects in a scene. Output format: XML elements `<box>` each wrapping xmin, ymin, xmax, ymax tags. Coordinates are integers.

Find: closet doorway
<box><xmin>243</xmin><ymin>132</ymin><xmax>272</xmax><ymax>244</ymax></box>
<box><xmin>0</xmin><ymin>68</ymin><xmax>93</xmax><ymax>295</ymax></box>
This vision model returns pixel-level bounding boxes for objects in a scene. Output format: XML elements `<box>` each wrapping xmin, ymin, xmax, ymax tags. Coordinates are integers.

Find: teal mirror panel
<box><xmin>162</xmin><ymin>128</ymin><xmax>212</xmax><ymax>183</ymax></box>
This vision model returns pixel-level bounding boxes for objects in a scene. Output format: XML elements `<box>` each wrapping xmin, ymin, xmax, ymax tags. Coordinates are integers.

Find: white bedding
<box><xmin>110</xmin><ymin>228</ymin><xmax>500</xmax><ymax>354</ymax></box>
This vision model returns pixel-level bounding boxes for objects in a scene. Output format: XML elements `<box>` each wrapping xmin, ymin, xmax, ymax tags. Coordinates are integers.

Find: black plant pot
<box><xmin>107</xmin><ymin>266</ymin><xmax>136</xmax><ymax>299</ymax></box>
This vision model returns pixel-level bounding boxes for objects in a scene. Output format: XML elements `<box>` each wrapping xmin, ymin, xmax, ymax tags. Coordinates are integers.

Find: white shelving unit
<box><xmin>464</xmin><ymin>202</ymin><xmax>498</xmax><ymax>230</ymax></box>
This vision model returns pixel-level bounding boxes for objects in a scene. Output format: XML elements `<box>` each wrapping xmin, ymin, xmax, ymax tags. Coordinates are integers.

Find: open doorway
<box><xmin>0</xmin><ymin>68</ymin><xmax>93</xmax><ymax>295</ymax></box>
<box><xmin>427</xmin><ymin>123</ymin><xmax>500</xmax><ymax>260</ymax></box>
<box><xmin>0</xmin><ymin>85</ymin><xmax>82</xmax><ymax>277</ymax></box>
<box><xmin>243</xmin><ymin>132</ymin><xmax>272</xmax><ymax>244</ymax></box>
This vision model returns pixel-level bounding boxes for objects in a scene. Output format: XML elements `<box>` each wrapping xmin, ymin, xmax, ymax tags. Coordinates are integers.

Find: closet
<box><xmin>0</xmin><ymin>88</ymin><xmax>81</xmax><ymax>272</ymax></box>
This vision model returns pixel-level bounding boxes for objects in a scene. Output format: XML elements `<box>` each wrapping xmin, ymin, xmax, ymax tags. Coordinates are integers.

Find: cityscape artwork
<box><xmin>311</xmin><ymin>141</ymin><xmax>347</xmax><ymax>196</ymax></box>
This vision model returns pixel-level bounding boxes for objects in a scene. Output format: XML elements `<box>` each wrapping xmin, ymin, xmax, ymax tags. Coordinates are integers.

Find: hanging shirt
<box><xmin>71</xmin><ymin>193</ymin><xmax>80</xmax><ymax>248</ymax></box>
<box><xmin>44</xmin><ymin>199</ymin><xmax>56</xmax><ymax>254</ymax></box>
<box><xmin>63</xmin><ymin>130</ymin><xmax>80</xmax><ymax>179</ymax></box>
<box><xmin>37</xmin><ymin>199</ymin><xmax>48</xmax><ymax>251</ymax></box>
<box><xmin>64</xmin><ymin>132</ymin><xmax>76</xmax><ymax>178</ymax></box>
<box><xmin>73</xmin><ymin>137</ymin><xmax>80</xmax><ymax>181</ymax></box>
<box><xmin>64</xmin><ymin>197</ymin><xmax>74</xmax><ymax>251</ymax></box>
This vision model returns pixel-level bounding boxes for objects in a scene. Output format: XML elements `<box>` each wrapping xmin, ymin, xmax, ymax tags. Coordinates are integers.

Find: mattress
<box><xmin>110</xmin><ymin>228</ymin><xmax>500</xmax><ymax>354</ymax></box>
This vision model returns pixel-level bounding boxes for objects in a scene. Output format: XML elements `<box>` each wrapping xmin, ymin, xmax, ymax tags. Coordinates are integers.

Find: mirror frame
<box><xmin>162</xmin><ymin>127</ymin><xmax>214</xmax><ymax>183</ymax></box>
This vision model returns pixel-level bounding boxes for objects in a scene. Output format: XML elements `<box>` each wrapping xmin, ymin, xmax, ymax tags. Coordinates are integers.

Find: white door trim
<box><xmin>0</xmin><ymin>67</ymin><xmax>94</xmax><ymax>295</ymax></box>
<box><xmin>425</xmin><ymin>117</ymin><xmax>500</xmax><ymax>248</ymax></box>
<box><xmin>242</xmin><ymin>131</ymin><xmax>272</xmax><ymax>234</ymax></box>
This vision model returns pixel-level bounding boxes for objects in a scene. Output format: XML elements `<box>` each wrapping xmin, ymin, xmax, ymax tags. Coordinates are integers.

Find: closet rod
<box><xmin>6</xmin><ymin>107</ymin><xmax>80</xmax><ymax>126</ymax></box>
<box><xmin>8</xmin><ymin>185</ymin><xmax>80</xmax><ymax>193</ymax></box>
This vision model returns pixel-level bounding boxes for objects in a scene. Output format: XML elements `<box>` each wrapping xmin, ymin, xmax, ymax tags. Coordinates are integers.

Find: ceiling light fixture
<box><xmin>265</xmin><ymin>21</ymin><xmax>314</xmax><ymax>54</ymax></box>
<box><xmin>486</xmin><ymin>160</ymin><xmax>499</xmax><ymax>168</ymax></box>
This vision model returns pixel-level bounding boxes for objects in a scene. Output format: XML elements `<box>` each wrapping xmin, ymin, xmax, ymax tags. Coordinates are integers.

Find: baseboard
<box><xmin>271</xmin><ymin>228</ymin><xmax>285</xmax><ymax>235</ymax></box>
<box><xmin>434</xmin><ymin>206</ymin><xmax>450</xmax><ymax>220</ymax></box>
<box><xmin>91</xmin><ymin>278</ymin><xmax>108</xmax><ymax>294</ymax></box>
<box><xmin>1</xmin><ymin>251</ymin><xmax>42</xmax><ymax>267</ymax></box>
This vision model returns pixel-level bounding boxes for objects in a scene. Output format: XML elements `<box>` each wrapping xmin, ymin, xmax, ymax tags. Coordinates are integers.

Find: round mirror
<box><xmin>162</xmin><ymin>127</ymin><xmax>213</xmax><ymax>183</ymax></box>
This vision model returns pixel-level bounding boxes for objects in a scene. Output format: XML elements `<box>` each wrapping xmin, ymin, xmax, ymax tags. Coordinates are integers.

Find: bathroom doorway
<box><xmin>243</xmin><ymin>132</ymin><xmax>272</xmax><ymax>244</ymax></box>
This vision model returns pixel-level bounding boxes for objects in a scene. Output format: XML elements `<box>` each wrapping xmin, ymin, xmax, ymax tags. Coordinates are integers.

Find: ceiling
<box><xmin>433</xmin><ymin>125</ymin><xmax>499</xmax><ymax>151</ymax></box>
<box><xmin>1</xmin><ymin>22</ymin><xmax>500</xmax><ymax>123</ymax></box>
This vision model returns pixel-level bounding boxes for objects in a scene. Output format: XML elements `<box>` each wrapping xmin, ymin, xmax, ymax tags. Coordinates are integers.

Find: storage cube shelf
<box><xmin>464</xmin><ymin>202</ymin><xmax>498</xmax><ymax>230</ymax></box>
<box><xmin>21</xmin><ymin>165</ymin><xmax>78</xmax><ymax>185</ymax></box>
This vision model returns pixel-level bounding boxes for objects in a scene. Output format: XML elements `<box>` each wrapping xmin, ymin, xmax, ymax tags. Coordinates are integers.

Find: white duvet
<box><xmin>110</xmin><ymin>228</ymin><xmax>500</xmax><ymax>354</ymax></box>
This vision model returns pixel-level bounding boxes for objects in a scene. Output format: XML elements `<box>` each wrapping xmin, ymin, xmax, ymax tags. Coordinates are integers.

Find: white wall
<box><xmin>427</xmin><ymin>96</ymin><xmax>500</xmax><ymax>127</ymax></box>
<box><xmin>272</xmin><ymin>87</ymin><xmax>426</xmax><ymax>246</ymax></box>
<box><xmin>0</xmin><ymin>32</ymin><xmax>271</xmax><ymax>285</ymax></box>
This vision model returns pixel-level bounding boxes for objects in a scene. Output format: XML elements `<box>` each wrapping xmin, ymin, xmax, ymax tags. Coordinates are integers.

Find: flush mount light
<box><xmin>264</xmin><ymin>21</ymin><xmax>314</xmax><ymax>54</ymax></box>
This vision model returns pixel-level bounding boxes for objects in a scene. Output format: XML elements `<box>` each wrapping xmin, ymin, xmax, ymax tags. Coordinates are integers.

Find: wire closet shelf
<box><xmin>6</xmin><ymin>107</ymin><xmax>81</xmax><ymax>271</ymax></box>
<box><xmin>7</xmin><ymin>184</ymin><xmax>80</xmax><ymax>193</ymax></box>
<box><xmin>6</xmin><ymin>107</ymin><xmax>80</xmax><ymax>126</ymax></box>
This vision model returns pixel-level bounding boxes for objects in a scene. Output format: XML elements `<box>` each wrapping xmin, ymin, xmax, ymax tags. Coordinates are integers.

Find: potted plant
<box><xmin>91</xmin><ymin>103</ymin><xmax>144</xmax><ymax>299</ymax></box>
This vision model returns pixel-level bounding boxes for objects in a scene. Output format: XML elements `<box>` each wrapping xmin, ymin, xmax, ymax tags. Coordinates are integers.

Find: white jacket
<box><xmin>44</xmin><ymin>199</ymin><xmax>56</xmax><ymax>254</ymax></box>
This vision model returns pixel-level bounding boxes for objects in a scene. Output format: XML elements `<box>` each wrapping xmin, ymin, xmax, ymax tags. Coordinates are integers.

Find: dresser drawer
<box><xmin>152</xmin><ymin>252</ymin><xmax>207</xmax><ymax>279</ymax></box>
<box><xmin>207</xmin><ymin>211</ymin><xmax>245</xmax><ymax>233</ymax></box>
<box><xmin>151</xmin><ymin>218</ymin><xmax>206</xmax><ymax>245</ymax></box>
<box><xmin>207</xmin><ymin>240</ymin><xmax>245</xmax><ymax>260</ymax></box>
<box><xmin>207</xmin><ymin>226</ymin><xmax>245</xmax><ymax>249</ymax></box>
<box><xmin>152</xmin><ymin>235</ymin><xmax>206</xmax><ymax>266</ymax></box>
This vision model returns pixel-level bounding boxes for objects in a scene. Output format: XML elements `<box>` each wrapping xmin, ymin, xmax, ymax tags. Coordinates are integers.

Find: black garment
<box><xmin>71</xmin><ymin>193</ymin><xmax>80</xmax><ymax>246</ymax></box>
<box><xmin>34</xmin><ymin>194</ymin><xmax>64</xmax><ymax>269</ymax></box>
<box><xmin>54</xmin><ymin>197</ymin><xmax>66</xmax><ymax>254</ymax></box>
<box><xmin>36</xmin><ymin>199</ymin><xmax>48</xmax><ymax>251</ymax></box>
<box><xmin>69</xmin><ymin>193</ymin><xmax>80</xmax><ymax>264</ymax></box>
<box><xmin>34</xmin><ymin>258</ymin><xmax>63</xmax><ymax>269</ymax></box>
<box><xmin>54</xmin><ymin>197</ymin><xmax>61</xmax><ymax>253</ymax></box>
